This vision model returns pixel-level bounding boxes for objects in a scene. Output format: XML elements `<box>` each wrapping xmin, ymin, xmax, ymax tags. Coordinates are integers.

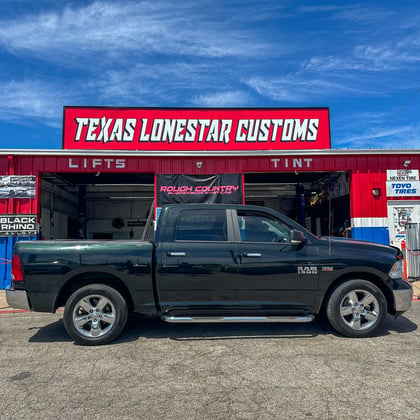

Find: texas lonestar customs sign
<box><xmin>63</xmin><ymin>107</ymin><xmax>331</xmax><ymax>151</ymax></box>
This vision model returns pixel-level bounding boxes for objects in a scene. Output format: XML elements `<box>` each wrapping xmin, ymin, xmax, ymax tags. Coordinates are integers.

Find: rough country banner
<box><xmin>156</xmin><ymin>174</ymin><xmax>243</xmax><ymax>206</ymax></box>
<box><xmin>63</xmin><ymin>107</ymin><xmax>331</xmax><ymax>151</ymax></box>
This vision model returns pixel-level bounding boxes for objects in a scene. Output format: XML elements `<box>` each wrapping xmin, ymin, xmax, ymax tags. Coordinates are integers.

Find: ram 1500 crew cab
<box><xmin>7</xmin><ymin>204</ymin><xmax>413</xmax><ymax>345</ymax></box>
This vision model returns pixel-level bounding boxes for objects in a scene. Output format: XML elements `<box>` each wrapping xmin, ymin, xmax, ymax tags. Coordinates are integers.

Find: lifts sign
<box><xmin>63</xmin><ymin>107</ymin><xmax>331</xmax><ymax>151</ymax></box>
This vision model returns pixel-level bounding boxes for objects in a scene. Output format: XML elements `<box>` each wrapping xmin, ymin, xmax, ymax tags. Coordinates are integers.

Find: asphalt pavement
<box><xmin>0</xmin><ymin>300</ymin><xmax>418</xmax><ymax>419</ymax></box>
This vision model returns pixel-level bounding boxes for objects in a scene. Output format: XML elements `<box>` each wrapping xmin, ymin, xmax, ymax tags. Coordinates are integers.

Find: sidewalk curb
<box><xmin>0</xmin><ymin>308</ymin><xmax>64</xmax><ymax>314</ymax></box>
<box><xmin>0</xmin><ymin>309</ymin><xmax>32</xmax><ymax>314</ymax></box>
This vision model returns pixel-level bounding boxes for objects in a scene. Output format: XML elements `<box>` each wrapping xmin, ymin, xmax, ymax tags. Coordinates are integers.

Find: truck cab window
<box><xmin>175</xmin><ymin>209</ymin><xmax>227</xmax><ymax>241</ymax></box>
<box><xmin>238</xmin><ymin>212</ymin><xmax>290</xmax><ymax>243</ymax></box>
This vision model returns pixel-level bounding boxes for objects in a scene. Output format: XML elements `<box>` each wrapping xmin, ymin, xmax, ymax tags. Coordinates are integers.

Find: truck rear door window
<box><xmin>175</xmin><ymin>209</ymin><xmax>227</xmax><ymax>241</ymax></box>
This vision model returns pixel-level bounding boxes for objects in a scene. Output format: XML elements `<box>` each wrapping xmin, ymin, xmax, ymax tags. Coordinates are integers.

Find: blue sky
<box><xmin>0</xmin><ymin>0</ymin><xmax>419</xmax><ymax>150</ymax></box>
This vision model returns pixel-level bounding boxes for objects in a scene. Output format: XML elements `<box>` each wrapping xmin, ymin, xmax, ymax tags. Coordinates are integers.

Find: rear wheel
<box><xmin>63</xmin><ymin>284</ymin><xmax>128</xmax><ymax>345</ymax></box>
<box><xmin>326</xmin><ymin>280</ymin><xmax>387</xmax><ymax>338</ymax></box>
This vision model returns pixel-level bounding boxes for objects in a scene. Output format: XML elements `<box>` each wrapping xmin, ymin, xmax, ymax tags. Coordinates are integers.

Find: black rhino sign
<box><xmin>0</xmin><ymin>214</ymin><xmax>38</xmax><ymax>236</ymax></box>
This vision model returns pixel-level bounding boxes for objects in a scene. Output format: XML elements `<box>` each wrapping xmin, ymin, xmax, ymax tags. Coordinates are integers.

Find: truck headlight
<box><xmin>388</xmin><ymin>260</ymin><xmax>403</xmax><ymax>279</ymax></box>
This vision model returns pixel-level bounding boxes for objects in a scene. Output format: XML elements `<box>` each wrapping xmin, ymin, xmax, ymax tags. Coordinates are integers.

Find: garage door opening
<box><xmin>40</xmin><ymin>172</ymin><xmax>155</xmax><ymax>240</ymax></box>
<box><xmin>244</xmin><ymin>171</ymin><xmax>350</xmax><ymax>237</ymax></box>
<box><xmin>39</xmin><ymin>170</ymin><xmax>350</xmax><ymax>240</ymax></box>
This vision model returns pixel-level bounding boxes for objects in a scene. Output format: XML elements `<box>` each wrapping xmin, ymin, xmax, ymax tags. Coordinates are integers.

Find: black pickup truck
<box><xmin>7</xmin><ymin>204</ymin><xmax>412</xmax><ymax>345</ymax></box>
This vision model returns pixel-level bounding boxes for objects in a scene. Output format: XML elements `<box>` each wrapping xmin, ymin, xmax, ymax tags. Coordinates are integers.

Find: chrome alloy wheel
<box><xmin>72</xmin><ymin>294</ymin><xmax>116</xmax><ymax>338</ymax></box>
<box><xmin>339</xmin><ymin>290</ymin><xmax>380</xmax><ymax>331</ymax></box>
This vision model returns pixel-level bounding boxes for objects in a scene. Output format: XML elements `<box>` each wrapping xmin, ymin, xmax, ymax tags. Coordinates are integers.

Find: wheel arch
<box><xmin>319</xmin><ymin>272</ymin><xmax>394</xmax><ymax>315</ymax></box>
<box><xmin>54</xmin><ymin>271</ymin><xmax>135</xmax><ymax>312</ymax></box>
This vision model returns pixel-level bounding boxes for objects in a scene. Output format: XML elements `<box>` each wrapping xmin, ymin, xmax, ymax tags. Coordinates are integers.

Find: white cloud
<box><xmin>297</xmin><ymin>3</ymin><xmax>392</xmax><ymax>25</ymax></box>
<box><xmin>90</xmin><ymin>62</ymin><xmax>247</xmax><ymax>105</ymax></box>
<box><xmin>0</xmin><ymin>79</ymin><xmax>69</xmax><ymax>127</ymax></box>
<box><xmin>334</xmin><ymin>123</ymin><xmax>420</xmax><ymax>149</ymax></box>
<box><xmin>193</xmin><ymin>91</ymin><xmax>249</xmax><ymax>107</ymax></box>
<box><xmin>304</xmin><ymin>56</ymin><xmax>371</xmax><ymax>73</ymax></box>
<box><xmin>304</xmin><ymin>40</ymin><xmax>420</xmax><ymax>74</ymax></box>
<box><xmin>245</xmin><ymin>74</ymin><xmax>371</xmax><ymax>103</ymax></box>
<box><xmin>298</xmin><ymin>3</ymin><xmax>420</xmax><ymax>74</ymax></box>
<box><xmin>0</xmin><ymin>0</ymin><xmax>270</xmax><ymax>67</ymax></box>
<box><xmin>354</xmin><ymin>44</ymin><xmax>420</xmax><ymax>67</ymax></box>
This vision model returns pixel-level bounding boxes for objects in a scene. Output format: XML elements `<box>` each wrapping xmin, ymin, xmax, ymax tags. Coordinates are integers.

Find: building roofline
<box><xmin>0</xmin><ymin>148</ymin><xmax>419</xmax><ymax>157</ymax></box>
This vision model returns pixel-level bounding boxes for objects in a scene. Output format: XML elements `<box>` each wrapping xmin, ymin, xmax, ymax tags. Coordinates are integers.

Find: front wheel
<box><xmin>326</xmin><ymin>280</ymin><xmax>387</xmax><ymax>338</ymax></box>
<box><xmin>63</xmin><ymin>284</ymin><xmax>128</xmax><ymax>345</ymax></box>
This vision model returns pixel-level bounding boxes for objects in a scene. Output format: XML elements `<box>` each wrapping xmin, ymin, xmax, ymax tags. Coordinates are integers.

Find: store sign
<box><xmin>0</xmin><ymin>175</ymin><xmax>36</xmax><ymax>199</ymax></box>
<box><xmin>386</xmin><ymin>181</ymin><xmax>420</xmax><ymax>197</ymax></box>
<box><xmin>68</xmin><ymin>158</ymin><xmax>126</xmax><ymax>170</ymax></box>
<box><xmin>157</xmin><ymin>174</ymin><xmax>243</xmax><ymax>206</ymax></box>
<box><xmin>63</xmin><ymin>107</ymin><xmax>331</xmax><ymax>151</ymax></box>
<box><xmin>387</xmin><ymin>169</ymin><xmax>419</xmax><ymax>181</ymax></box>
<box><xmin>0</xmin><ymin>214</ymin><xmax>38</xmax><ymax>236</ymax></box>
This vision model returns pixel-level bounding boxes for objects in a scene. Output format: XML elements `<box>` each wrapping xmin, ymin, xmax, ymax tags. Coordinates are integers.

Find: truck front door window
<box><xmin>238</xmin><ymin>213</ymin><xmax>290</xmax><ymax>243</ymax></box>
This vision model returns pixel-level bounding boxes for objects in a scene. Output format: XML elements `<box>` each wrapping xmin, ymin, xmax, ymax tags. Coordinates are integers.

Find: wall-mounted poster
<box><xmin>0</xmin><ymin>175</ymin><xmax>36</xmax><ymax>199</ymax></box>
<box><xmin>387</xmin><ymin>201</ymin><xmax>420</xmax><ymax>247</ymax></box>
<box><xmin>156</xmin><ymin>174</ymin><xmax>243</xmax><ymax>206</ymax></box>
<box><xmin>0</xmin><ymin>214</ymin><xmax>38</xmax><ymax>236</ymax></box>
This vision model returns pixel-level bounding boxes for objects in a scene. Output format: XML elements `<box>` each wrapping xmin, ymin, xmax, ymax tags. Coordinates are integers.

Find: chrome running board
<box><xmin>162</xmin><ymin>315</ymin><xmax>314</xmax><ymax>323</ymax></box>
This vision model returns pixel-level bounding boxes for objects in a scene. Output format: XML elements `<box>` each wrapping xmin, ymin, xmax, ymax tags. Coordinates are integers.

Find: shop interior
<box><xmin>40</xmin><ymin>171</ymin><xmax>350</xmax><ymax>240</ymax></box>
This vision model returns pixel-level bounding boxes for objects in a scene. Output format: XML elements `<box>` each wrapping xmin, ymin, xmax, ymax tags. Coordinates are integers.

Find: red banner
<box><xmin>63</xmin><ymin>107</ymin><xmax>330</xmax><ymax>151</ymax></box>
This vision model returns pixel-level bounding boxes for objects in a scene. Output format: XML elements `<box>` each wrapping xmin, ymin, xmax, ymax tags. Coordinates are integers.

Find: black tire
<box><xmin>63</xmin><ymin>284</ymin><xmax>128</xmax><ymax>345</ymax></box>
<box><xmin>326</xmin><ymin>279</ymin><xmax>387</xmax><ymax>338</ymax></box>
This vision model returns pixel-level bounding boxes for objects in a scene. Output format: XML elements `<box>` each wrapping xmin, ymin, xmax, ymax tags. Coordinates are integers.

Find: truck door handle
<box><xmin>243</xmin><ymin>252</ymin><xmax>262</xmax><ymax>258</ymax></box>
<box><xmin>167</xmin><ymin>251</ymin><xmax>186</xmax><ymax>257</ymax></box>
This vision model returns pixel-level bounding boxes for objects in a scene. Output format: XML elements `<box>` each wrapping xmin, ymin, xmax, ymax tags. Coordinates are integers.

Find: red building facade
<box><xmin>1</xmin><ymin>107</ymin><xmax>419</xmax><ymax>287</ymax></box>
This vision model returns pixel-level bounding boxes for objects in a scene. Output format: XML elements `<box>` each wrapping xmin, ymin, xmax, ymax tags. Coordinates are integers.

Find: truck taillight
<box><xmin>11</xmin><ymin>255</ymin><xmax>24</xmax><ymax>282</ymax></box>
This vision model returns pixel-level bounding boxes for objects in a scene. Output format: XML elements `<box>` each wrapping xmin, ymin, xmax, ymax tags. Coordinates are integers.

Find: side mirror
<box><xmin>290</xmin><ymin>230</ymin><xmax>307</xmax><ymax>248</ymax></box>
